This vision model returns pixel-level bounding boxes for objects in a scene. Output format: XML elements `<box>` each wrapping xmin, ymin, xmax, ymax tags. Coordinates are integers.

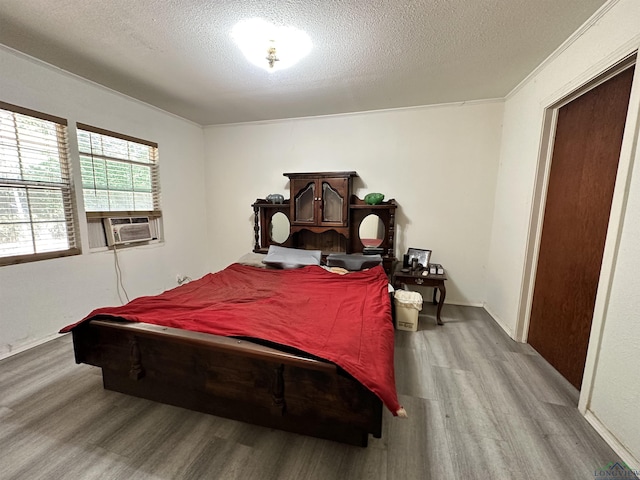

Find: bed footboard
<box><xmin>71</xmin><ymin>319</ymin><xmax>383</xmax><ymax>446</ymax></box>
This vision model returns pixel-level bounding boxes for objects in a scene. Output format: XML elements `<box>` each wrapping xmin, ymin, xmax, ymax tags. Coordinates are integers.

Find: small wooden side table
<box><xmin>392</xmin><ymin>265</ymin><xmax>447</xmax><ymax>325</ymax></box>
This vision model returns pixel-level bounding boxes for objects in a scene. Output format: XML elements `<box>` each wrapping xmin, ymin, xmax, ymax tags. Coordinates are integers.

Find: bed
<box><xmin>61</xmin><ymin>258</ymin><xmax>403</xmax><ymax>446</ymax></box>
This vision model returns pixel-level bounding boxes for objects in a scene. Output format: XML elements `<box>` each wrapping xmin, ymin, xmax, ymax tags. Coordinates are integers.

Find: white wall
<box><xmin>485</xmin><ymin>0</ymin><xmax>640</xmax><ymax>465</ymax></box>
<box><xmin>203</xmin><ymin>101</ymin><xmax>503</xmax><ymax>306</ymax></box>
<box><xmin>589</xmin><ymin>131</ymin><xmax>640</xmax><ymax>466</ymax></box>
<box><xmin>0</xmin><ymin>46</ymin><xmax>210</xmax><ymax>357</ymax></box>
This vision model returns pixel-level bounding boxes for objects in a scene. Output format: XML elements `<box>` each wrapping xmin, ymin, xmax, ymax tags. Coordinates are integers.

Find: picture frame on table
<box><xmin>407</xmin><ymin>248</ymin><xmax>431</xmax><ymax>269</ymax></box>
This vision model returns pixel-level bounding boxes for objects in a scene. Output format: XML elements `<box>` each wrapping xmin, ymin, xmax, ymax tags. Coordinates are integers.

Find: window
<box><xmin>0</xmin><ymin>101</ymin><xmax>79</xmax><ymax>266</ymax></box>
<box><xmin>78</xmin><ymin>123</ymin><xmax>160</xmax><ymax>212</ymax></box>
<box><xmin>77</xmin><ymin>124</ymin><xmax>161</xmax><ymax>248</ymax></box>
<box><xmin>77</xmin><ymin>124</ymin><xmax>160</xmax><ymax>214</ymax></box>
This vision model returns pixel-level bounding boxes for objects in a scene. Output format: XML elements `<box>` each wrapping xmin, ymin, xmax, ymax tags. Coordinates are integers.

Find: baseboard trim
<box><xmin>482</xmin><ymin>304</ymin><xmax>516</xmax><ymax>340</ymax></box>
<box><xmin>584</xmin><ymin>410</ymin><xmax>639</xmax><ymax>470</ymax></box>
<box><xmin>0</xmin><ymin>333</ymin><xmax>64</xmax><ymax>361</ymax></box>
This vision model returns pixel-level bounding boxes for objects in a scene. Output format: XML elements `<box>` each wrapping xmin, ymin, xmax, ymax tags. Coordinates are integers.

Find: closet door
<box><xmin>528</xmin><ymin>66</ymin><xmax>634</xmax><ymax>390</ymax></box>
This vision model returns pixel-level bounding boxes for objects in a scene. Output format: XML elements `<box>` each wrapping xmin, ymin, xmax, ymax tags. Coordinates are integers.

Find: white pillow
<box><xmin>262</xmin><ymin>245</ymin><xmax>322</xmax><ymax>269</ymax></box>
<box><xmin>236</xmin><ymin>252</ymin><xmax>269</xmax><ymax>268</ymax></box>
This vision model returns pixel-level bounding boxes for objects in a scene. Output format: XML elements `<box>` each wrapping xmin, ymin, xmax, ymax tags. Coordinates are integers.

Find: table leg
<box><xmin>435</xmin><ymin>282</ymin><xmax>446</xmax><ymax>326</ymax></box>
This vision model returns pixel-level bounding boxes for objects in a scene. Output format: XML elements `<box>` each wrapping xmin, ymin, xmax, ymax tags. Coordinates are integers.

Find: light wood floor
<box><xmin>0</xmin><ymin>305</ymin><xmax>632</xmax><ymax>480</ymax></box>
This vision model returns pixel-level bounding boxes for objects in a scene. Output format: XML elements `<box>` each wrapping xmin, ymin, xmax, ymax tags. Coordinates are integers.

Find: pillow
<box><xmin>262</xmin><ymin>245</ymin><xmax>322</xmax><ymax>269</ymax></box>
<box><xmin>326</xmin><ymin>253</ymin><xmax>382</xmax><ymax>271</ymax></box>
<box><xmin>236</xmin><ymin>252</ymin><xmax>269</xmax><ymax>268</ymax></box>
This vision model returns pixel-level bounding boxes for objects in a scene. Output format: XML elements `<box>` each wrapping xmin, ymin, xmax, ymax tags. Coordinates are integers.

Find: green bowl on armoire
<box><xmin>364</xmin><ymin>193</ymin><xmax>384</xmax><ymax>205</ymax></box>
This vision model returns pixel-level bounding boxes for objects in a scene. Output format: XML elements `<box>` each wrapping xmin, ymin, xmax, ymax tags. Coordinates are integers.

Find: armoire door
<box><xmin>528</xmin><ymin>65</ymin><xmax>635</xmax><ymax>390</ymax></box>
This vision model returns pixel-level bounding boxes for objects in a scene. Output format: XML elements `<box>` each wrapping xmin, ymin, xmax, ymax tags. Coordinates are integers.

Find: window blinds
<box><xmin>77</xmin><ymin>123</ymin><xmax>160</xmax><ymax>214</ymax></box>
<box><xmin>0</xmin><ymin>101</ymin><xmax>79</xmax><ymax>265</ymax></box>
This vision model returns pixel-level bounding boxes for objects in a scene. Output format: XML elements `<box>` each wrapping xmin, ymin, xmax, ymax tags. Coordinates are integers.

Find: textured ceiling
<box><xmin>0</xmin><ymin>0</ymin><xmax>608</xmax><ymax>125</ymax></box>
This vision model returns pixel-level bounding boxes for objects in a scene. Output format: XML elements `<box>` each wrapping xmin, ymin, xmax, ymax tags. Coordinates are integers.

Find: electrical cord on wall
<box><xmin>113</xmin><ymin>244</ymin><xmax>130</xmax><ymax>304</ymax></box>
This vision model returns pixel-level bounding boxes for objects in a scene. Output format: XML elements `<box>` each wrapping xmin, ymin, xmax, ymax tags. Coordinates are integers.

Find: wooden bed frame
<box><xmin>72</xmin><ymin>317</ymin><xmax>383</xmax><ymax>446</ymax></box>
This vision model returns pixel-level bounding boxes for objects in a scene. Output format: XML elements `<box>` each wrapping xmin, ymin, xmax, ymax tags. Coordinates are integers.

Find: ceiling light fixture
<box><xmin>231</xmin><ymin>18</ymin><xmax>312</xmax><ymax>73</ymax></box>
<box><xmin>266</xmin><ymin>41</ymin><xmax>279</xmax><ymax>69</ymax></box>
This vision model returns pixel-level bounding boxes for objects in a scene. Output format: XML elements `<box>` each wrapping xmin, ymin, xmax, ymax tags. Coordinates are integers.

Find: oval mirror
<box><xmin>359</xmin><ymin>214</ymin><xmax>384</xmax><ymax>248</ymax></box>
<box><xmin>270</xmin><ymin>212</ymin><xmax>290</xmax><ymax>244</ymax></box>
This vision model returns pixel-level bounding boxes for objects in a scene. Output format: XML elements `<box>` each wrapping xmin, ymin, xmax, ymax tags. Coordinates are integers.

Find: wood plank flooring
<box><xmin>0</xmin><ymin>305</ymin><xmax>633</xmax><ymax>479</ymax></box>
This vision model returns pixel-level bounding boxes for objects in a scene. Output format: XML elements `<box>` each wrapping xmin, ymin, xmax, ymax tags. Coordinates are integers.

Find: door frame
<box><xmin>514</xmin><ymin>49</ymin><xmax>640</xmax><ymax>413</ymax></box>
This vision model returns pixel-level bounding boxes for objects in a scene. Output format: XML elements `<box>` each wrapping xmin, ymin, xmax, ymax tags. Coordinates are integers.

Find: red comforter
<box><xmin>61</xmin><ymin>263</ymin><xmax>402</xmax><ymax>415</ymax></box>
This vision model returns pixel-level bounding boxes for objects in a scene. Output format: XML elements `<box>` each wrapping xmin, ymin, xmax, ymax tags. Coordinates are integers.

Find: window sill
<box><xmin>88</xmin><ymin>239</ymin><xmax>164</xmax><ymax>253</ymax></box>
<box><xmin>0</xmin><ymin>248</ymin><xmax>82</xmax><ymax>267</ymax></box>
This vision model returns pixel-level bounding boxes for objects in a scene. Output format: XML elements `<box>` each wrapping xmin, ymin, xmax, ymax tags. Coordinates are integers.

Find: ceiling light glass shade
<box><xmin>232</xmin><ymin>18</ymin><xmax>312</xmax><ymax>72</ymax></box>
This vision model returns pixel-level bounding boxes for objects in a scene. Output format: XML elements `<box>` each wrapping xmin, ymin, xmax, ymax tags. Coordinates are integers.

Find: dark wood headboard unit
<box><xmin>252</xmin><ymin>171</ymin><xmax>397</xmax><ymax>273</ymax></box>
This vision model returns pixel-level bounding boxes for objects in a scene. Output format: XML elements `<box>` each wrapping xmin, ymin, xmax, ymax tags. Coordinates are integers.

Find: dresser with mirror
<box><xmin>252</xmin><ymin>171</ymin><xmax>397</xmax><ymax>274</ymax></box>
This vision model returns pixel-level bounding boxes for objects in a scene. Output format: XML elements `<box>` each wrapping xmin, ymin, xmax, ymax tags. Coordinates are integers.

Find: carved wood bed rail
<box><xmin>72</xmin><ymin>318</ymin><xmax>383</xmax><ymax>446</ymax></box>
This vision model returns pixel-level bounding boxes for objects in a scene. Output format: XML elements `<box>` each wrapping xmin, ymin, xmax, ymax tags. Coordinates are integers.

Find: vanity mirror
<box><xmin>252</xmin><ymin>198</ymin><xmax>291</xmax><ymax>252</ymax></box>
<box><xmin>359</xmin><ymin>214</ymin><xmax>384</xmax><ymax>248</ymax></box>
<box><xmin>270</xmin><ymin>211</ymin><xmax>290</xmax><ymax>244</ymax></box>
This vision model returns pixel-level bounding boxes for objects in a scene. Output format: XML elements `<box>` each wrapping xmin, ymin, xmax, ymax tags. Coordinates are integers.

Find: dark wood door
<box><xmin>528</xmin><ymin>66</ymin><xmax>634</xmax><ymax>390</ymax></box>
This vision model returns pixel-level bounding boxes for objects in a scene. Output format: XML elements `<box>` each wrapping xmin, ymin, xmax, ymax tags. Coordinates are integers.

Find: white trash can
<box><xmin>394</xmin><ymin>290</ymin><xmax>423</xmax><ymax>331</ymax></box>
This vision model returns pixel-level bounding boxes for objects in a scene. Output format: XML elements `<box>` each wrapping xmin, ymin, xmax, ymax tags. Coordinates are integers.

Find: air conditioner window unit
<box><xmin>104</xmin><ymin>217</ymin><xmax>153</xmax><ymax>246</ymax></box>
